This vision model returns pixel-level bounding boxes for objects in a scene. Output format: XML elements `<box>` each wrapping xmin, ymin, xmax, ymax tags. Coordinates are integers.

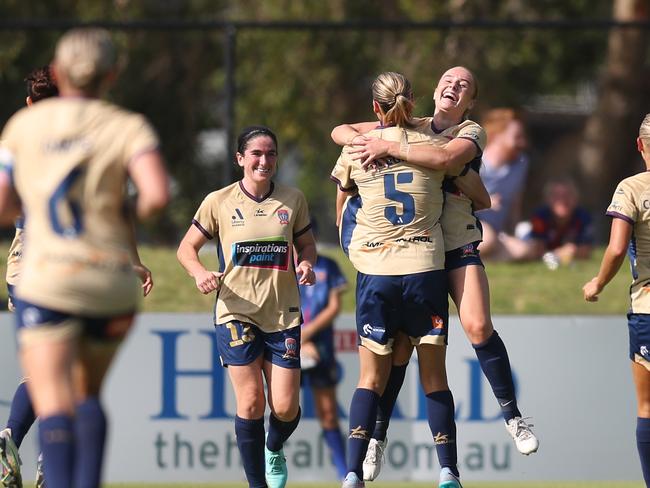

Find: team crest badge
<box><xmin>277</xmin><ymin>209</ymin><xmax>289</xmax><ymax>225</ymax></box>
<box><xmin>283</xmin><ymin>337</ymin><xmax>298</xmax><ymax>359</ymax></box>
<box><xmin>431</xmin><ymin>315</ymin><xmax>444</xmax><ymax>329</ymax></box>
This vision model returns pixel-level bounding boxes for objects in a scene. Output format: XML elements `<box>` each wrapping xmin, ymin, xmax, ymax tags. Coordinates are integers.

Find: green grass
<box><xmin>34</xmin><ymin>483</ymin><xmax>643</xmax><ymax>488</ymax></box>
<box><xmin>0</xmin><ymin>243</ymin><xmax>632</xmax><ymax>315</ymax></box>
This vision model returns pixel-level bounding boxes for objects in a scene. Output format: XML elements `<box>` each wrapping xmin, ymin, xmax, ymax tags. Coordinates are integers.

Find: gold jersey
<box><xmin>192</xmin><ymin>181</ymin><xmax>312</xmax><ymax>332</ymax></box>
<box><xmin>331</xmin><ymin>124</ymin><xmax>447</xmax><ymax>275</ymax></box>
<box><xmin>0</xmin><ymin>97</ymin><xmax>159</xmax><ymax>315</ymax></box>
<box><xmin>427</xmin><ymin>118</ymin><xmax>487</xmax><ymax>252</ymax></box>
<box><xmin>607</xmin><ymin>172</ymin><xmax>650</xmax><ymax>314</ymax></box>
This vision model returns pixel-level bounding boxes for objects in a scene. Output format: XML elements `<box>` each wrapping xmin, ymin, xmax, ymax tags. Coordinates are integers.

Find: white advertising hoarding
<box><xmin>0</xmin><ymin>313</ymin><xmax>640</xmax><ymax>483</ymax></box>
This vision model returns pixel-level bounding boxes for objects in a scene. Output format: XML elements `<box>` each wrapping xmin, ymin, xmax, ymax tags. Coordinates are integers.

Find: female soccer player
<box><xmin>332</xmin><ymin>66</ymin><xmax>537</xmax><ymax>482</ymax></box>
<box><xmin>177</xmin><ymin>125</ymin><xmax>316</xmax><ymax>488</ymax></box>
<box><xmin>583</xmin><ymin>113</ymin><xmax>650</xmax><ymax>487</ymax></box>
<box><xmin>299</xmin><ymin>218</ymin><xmax>348</xmax><ymax>481</ymax></box>
<box><xmin>332</xmin><ymin>71</ymin><xmax>470</xmax><ymax>488</ymax></box>
<box><xmin>0</xmin><ymin>29</ymin><xmax>169</xmax><ymax>488</ymax></box>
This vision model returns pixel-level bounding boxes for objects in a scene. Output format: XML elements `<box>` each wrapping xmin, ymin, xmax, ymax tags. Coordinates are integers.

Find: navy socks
<box><xmin>39</xmin><ymin>415</ymin><xmax>74</xmax><ymax>488</ymax></box>
<box><xmin>637</xmin><ymin>417</ymin><xmax>650</xmax><ymax>486</ymax></box>
<box><xmin>267</xmin><ymin>407</ymin><xmax>301</xmax><ymax>452</ymax></box>
<box><xmin>473</xmin><ymin>330</ymin><xmax>521</xmax><ymax>421</ymax></box>
<box><xmin>426</xmin><ymin>390</ymin><xmax>458</xmax><ymax>477</ymax></box>
<box><xmin>322</xmin><ymin>428</ymin><xmax>347</xmax><ymax>480</ymax></box>
<box><xmin>235</xmin><ymin>416</ymin><xmax>267</xmax><ymax>488</ymax></box>
<box><xmin>6</xmin><ymin>381</ymin><xmax>36</xmax><ymax>448</ymax></box>
<box><xmin>374</xmin><ymin>364</ymin><xmax>407</xmax><ymax>442</ymax></box>
<box><xmin>347</xmin><ymin>388</ymin><xmax>379</xmax><ymax>478</ymax></box>
<box><xmin>74</xmin><ymin>397</ymin><xmax>107</xmax><ymax>488</ymax></box>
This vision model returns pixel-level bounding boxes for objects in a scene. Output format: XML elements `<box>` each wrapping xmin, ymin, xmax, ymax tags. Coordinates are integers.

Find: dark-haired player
<box><xmin>299</xmin><ymin>218</ymin><xmax>348</xmax><ymax>480</ymax></box>
<box><xmin>0</xmin><ymin>65</ymin><xmax>59</xmax><ymax>488</ymax></box>
<box><xmin>0</xmin><ymin>29</ymin><xmax>169</xmax><ymax>488</ymax></box>
<box><xmin>177</xmin><ymin>125</ymin><xmax>316</xmax><ymax>488</ymax></box>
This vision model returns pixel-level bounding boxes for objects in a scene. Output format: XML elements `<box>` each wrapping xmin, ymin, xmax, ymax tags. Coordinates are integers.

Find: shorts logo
<box><xmin>277</xmin><ymin>209</ymin><xmax>289</xmax><ymax>225</ymax></box>
<box><xmin>22</xmin><ymin>307</ymin><xmax>43</xmax><ymax>328</ymax></box>
<box><xmin>283</xmin><ymin>337</ymin><xmax>298</xmax><ymax>359</ymax></box>
<box><xmin>431</xmin><ymin>316</ymin><xmax>444</xmax><ymax>329</ymax></box>
<box><xmin>460</xmin><ymin>243</ymin><xmax>477</xmax><ymax>258</ymax></box>
<box><xmin>232</xmin><ymin>238</ymin><xmax>289</xmax><ymax>270</ymax></box>
<box><xmin>641</xmin><ymin>345</ymin><xmax>649</xmax><ymax>358</ymax></box>
<box><xmin>362</xmin><ymin>323</ymin><xmax>373</xmax><ymax>336</ymax></box>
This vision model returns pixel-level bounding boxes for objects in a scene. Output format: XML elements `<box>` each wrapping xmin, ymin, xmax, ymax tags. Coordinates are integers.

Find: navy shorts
<box><xmin>445</xmin><ymin>241</ymin><xmax>484</xmax><ymax>271</ymax></box>
<box><xmin>13</xmin><ymin>298</ymin><xmax>134</xmax><ymax>344</ymax></box>
<box><xmin>628</xmin><ymin>313</ymin><xmax>650</xmax><ymax>366</ymax></box>
<box><xmin>301</xmin><ymin>359</ymin><xmax>340</xmax><ymax>388</ymax></box>
<box><xmin>215</xmin><ymin>320</ymin><xmax>301</xmax><ymax>369</ymax></box>
<box><xmin>356</xmin><ymin>270</ymin><xmax>449</xmax><ymax>354</ymax></box>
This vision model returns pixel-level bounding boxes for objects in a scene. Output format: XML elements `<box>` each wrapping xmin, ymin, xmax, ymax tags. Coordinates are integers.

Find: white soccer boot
<box><xmin>362</xmin><ymin>438</ymin><xmax>387</xmax><ymax>481</ymax></box>
<box><xmin>438</xmin><ymin>467</ymin><xmax>462</xmax><ymax>488</ymax></box>
<box><xmin>505</xmin><ymin>416</ymin><xmax>539</xmax><ymax>455</ymax></box>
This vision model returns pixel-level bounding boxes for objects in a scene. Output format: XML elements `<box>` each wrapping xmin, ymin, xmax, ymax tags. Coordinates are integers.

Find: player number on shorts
<box><xmin>383</xmin><ymin>172</ymin><xmax>415</xmax><ymax>225</ymax></box>
<box><xmin>226</xmin><ymin>322</ymin><xmax>256</xmax><ymax>347</ymax></box>
<box><xmin>48</xmin><ymin>167</ymin><xmax>84</xmax><ymax>237</ymax></box>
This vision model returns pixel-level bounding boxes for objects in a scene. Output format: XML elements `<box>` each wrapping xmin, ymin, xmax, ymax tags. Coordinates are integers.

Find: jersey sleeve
<box><xmin>456</xmin><ymin>121</ymin><xmax>487</xmax><ymax>156</ymax></box>
<box><xmin>606</xmin><ymin>180</ymin><xmax>636</xmax><ymax>224</ymax></box>
<box><xmin>330</xmin><ymin>149</ymin><xmax>357</xmax><ymax>192</ymax></box>
<box><xmin>192</xmin><ymin>193</ymin><xmax>219</xmax><ymax>240</ymax></box>
<box><xmin>123</xmin><ymin>114</ymin><xmax>160</xmax><ymax>167</ymax></box>
<box><xmin>0</xmin><ymin>118</ymin><xmax>19</xmax><ymax>183</ymax></box>
<box><xmin>293</xmin><ymin>190</ymin><xmax>312</xmax><ymax>238</ymax></box>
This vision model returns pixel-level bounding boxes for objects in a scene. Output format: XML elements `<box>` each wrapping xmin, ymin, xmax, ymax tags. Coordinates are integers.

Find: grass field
<box><xmin>42</xmin><ymin>483</ymin><xmax>645</xmax><ymax>488</ymax></box>
<box><xmin>0</xmin><ymin>243</ymin><xmax>626</xmax><ymax>315</ymax></box>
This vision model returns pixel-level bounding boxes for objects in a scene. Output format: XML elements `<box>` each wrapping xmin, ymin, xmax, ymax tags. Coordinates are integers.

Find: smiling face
<box><xmin>433</xmin><ymin>66</ymin><xmax>477</xmax><ymax>118</ymax></box>
<box><xmin>236</xmin><ymin>135</ymin><xmax>278</xmax><ymax>184</ymax></box>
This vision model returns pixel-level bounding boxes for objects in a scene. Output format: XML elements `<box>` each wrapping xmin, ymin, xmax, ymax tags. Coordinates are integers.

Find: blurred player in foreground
<box><xmin>0</xmin><ymin>65</ymin><xmax>58</xmax><ymax>488</ymax></box>
<box><xmin>299</xmin><ymin>218</ymin><xmax>348</xmax><ymax>480</ymax></box>
<box><xmin>177</xmin><ymin>126</ymin><xmax>316</xmax><ymax>488</ymax></box>
<box><xmin>332</xmin><ymin>71</ymin><xmax>467</xmax><ymax>488</ymax></box>
<box><xmin>583</xmin><ymin>113</ymin><xmax>650</xmax><ymax>487</ymax></box>
<box><xmin>0</xmin><ymin>28</ymin><xmax>169</xmax><ymax>488</ymax></box>
<box><xmin>332</xmin><ymin>66</ymin><xmax>538</xmax><ymax>483</ymax></box>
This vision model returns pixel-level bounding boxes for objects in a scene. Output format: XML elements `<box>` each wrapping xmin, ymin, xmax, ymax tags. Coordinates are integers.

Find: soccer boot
<box><xmin>35</xmin><ymin>453</ymin><xmax>45</xmax><ymax>488</ymax></box>
<box><xmin>0</xmin><ymin>429</ymin><xmax>22</xmax><ymax>488</ymax></box>
<box><xmin>438</xmin><ymin>467</ymin><xmax>462</xmax><ymax>488</ymax></box>
<box><xmin>341</xmin><ymin>472</ymin><xmax>365</xmax><ymax>488</ymax></box>
<box><xmin>505</xmin><ymin>416</ymin><xmax>539</xmax><ymax>455</ymax></box>
<box><xmin>265</xmin><ymin>443</ymin><xmax>288</xmax><ymax>488</ymax></box>
<box><xmin>362</xmin><ymin>437</ymin><xmax>387</xmax><ymax>481</ymax></box>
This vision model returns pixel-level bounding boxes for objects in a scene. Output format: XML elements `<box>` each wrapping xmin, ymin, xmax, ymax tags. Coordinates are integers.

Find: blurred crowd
<box><xmin>475</xmin><ymin>108</ymin><xmax>594</xmax><ymax>269</ymax></box>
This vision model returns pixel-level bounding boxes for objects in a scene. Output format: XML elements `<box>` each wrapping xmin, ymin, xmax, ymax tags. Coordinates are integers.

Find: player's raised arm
<box><xmin>330</xmin><ymin>121</ymin><xmax>377</xmax><ymax>146</ymax></box>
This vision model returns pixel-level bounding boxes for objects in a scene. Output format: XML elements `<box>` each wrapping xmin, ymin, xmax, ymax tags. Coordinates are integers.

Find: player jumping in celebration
<box><xmin>332</xmin><ymin>71</ymin><xmax>471</xmax><ymax>488</ymax></box>
<box><xmin>299</xmin><ymin>218</ymin><xmax>348</xmax><ymax>480</ymax></box>
<box><xmin>583</xmin><ymin>113</ymin><xmax>650</xmax><ymax>487</ymax></box>
<box><xmin>332</xmin><ymin>66</ymin><xmax>538</xmax><ymax>482</ymax></box>
<box><xmin>177</xmin><ymin>126</ymin><xmax>316</xmax><ymax>488</ymax></box>
<box><xmin>0</xmin><ymin>29</ymin><xmax>170</xmax><ymax>488</ymax></box>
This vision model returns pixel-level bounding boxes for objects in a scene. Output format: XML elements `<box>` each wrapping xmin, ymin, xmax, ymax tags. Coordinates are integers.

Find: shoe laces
<box><xmin>511</xmin><ymin>417</ymin><xmax>535</xmax><ymax>439</ymax></box>
<box><xmin>268</xmin><ymin>451</ymin><xmax>286</xmax><ymax>474</ymax></box>
<box><xmin>366</xmin><ymin>440</ymin><xmax>385</xmax><ymax>463</ymax></box>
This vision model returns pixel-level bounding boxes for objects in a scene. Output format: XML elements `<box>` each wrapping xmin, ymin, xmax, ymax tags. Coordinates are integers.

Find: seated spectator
<box><xmin>476</xmin><ymin>108</ymin><xmax>529</xmax><ymax>258</ymax></box>
<box><xmin>499</xmin><ymin>178</ymin><xmax>594</xmax><ymax>267</ymax></box>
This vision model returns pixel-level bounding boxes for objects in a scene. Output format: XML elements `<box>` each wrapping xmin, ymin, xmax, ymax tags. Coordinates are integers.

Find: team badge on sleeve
<box><xmin>277</xmin><ymin>209</ymin><xmax>289</xmax><ymax>225</ymax></box>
